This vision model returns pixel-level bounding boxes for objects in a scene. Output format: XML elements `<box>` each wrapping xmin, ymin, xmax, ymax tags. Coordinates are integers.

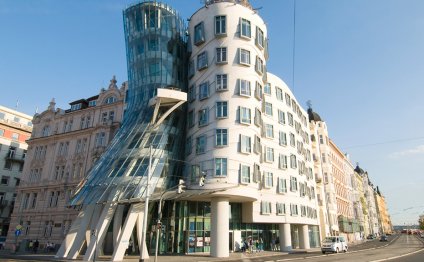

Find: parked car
<box><xmin>367</xmin><ymin>234</ymin><xmax>375</xmax><ymax>239</ymax></box>
<box><xmin>380</xmin><ymin>235</ymin><xmax>388</xmax><ymax>242</ymax></box>
<box><xmin>321</xmin><ymin>236</ymin><xmax>348</xmax><ymax>254</ymax></box>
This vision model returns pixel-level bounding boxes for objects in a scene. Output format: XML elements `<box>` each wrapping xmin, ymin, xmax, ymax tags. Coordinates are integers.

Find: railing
<box><xmin>204</xmin><ymin>0</ymin><xmax>253</xmax><ymax>9</ymax></box>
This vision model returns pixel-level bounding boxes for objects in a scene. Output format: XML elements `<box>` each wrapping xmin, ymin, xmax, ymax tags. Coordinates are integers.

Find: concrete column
<box><xmin>66</xmin><ymin>204</ymin><xmax>95</xmax><ymax>259</ymax></box>
<box><xmin>279</xmin><ymin>223</ymin><xmax>292</xmax><ymax>252</ymax></box>
<box><xmin>83</xmin><ymin>203</ymin><xmax>117</xmax><ymax>262</ymax></box>
<box><xmin>55</xmin><ymin>211</ymin><xmax>83</xmax><ymax>258</ymax></box>
<box><xmin>299</xmin><ymin>225</ymin><xmax>310</xmax><ymax>250</ymax></box>
<box><xmin>210</xmin><ymin>197</ymin><xmax>229</xmax><ymax>258</ymax></box>
<box><xmin>111</xmin><ymin>203</ymin><xmax>148</xmax><ymax>262</ymax></box>
<box><xmin>113</xmin><ymin>204</ymin><xmax>125</xmax><ymax>249</ymax></box>
<box><xmin>136</xmin><ymin>207</ymin><xmax>149</xmax><ymax>259</ymax></box>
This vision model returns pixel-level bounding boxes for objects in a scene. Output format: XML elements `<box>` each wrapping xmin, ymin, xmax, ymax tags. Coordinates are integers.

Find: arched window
<box><xmin>104</xmin><ymin>96</ymin><xmax>117</xmax><ymax>104</ymax></box>
<box><xmin>42</xmin><ymin>126</ymin><xmax>50</xmax><ymax>137</ymax></box>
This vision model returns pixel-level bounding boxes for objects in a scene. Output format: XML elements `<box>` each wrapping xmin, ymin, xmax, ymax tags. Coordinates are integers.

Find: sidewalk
<box><xmin>0</xmin><ymin>248</ymin><xmax>321</xmax><ymax>262</ymax></box>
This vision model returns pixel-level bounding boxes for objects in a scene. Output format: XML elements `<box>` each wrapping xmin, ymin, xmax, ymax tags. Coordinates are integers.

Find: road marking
<box><xmin>368</xmin><ymin>246</ymin><xmax>424</xmax><ymax>262</ymax></box>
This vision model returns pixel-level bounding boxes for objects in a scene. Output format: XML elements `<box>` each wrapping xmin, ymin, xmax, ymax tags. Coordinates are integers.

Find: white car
<box><xmin>321</xmin><ymin>236</ymin><xmax>348</xmax><ymax>254</ymax></box>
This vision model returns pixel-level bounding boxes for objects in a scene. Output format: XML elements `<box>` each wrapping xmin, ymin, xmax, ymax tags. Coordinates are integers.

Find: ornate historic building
<box><xmin>5</xmin><ymin>78</ymin><xmax>126</xmax><ymax>251</ymax></box>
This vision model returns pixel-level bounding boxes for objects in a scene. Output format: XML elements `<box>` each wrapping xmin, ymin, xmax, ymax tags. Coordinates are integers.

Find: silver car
<box><xmin>321</xmin><ymin>236</ymin><xmax>348</xmax><ymax>254</ymax></box>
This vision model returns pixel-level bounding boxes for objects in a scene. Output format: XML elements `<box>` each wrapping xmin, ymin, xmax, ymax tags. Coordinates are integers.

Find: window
<box><xmin>199</xmin><ymin>82</ymin><xmax>209</xmax><ymax>100</ymax></box>
<box><xmin>264</xmin><ymin>83</ymin><xmax>271</xmax><ymax>95</ymax></box>
<box><xmin>319</xmin><ymin>135</ymin><xmax>324</xmax><ymax>144</ymax></box>
<box><xmin>254</xmin><ymin>108</ymin><xmax>262</xmax><ymax>127</ymax></box>
<box><xmin>239</xmin><ymin>48</ymin><xmax>250</xmax><ymax>65</ymax></box>
<box><xmin>182</xmin><ymin>137</ymin><xmax>191</xmax><ymax>157</ymax></box>
<box><xmin>265</xmin><ymin>147</ymin><xmax>274</xmax><ymax>162</ymax></box>
<box><xmin>279</xmin><ymin>131</ymin><xmax>287</xmax><ymax>146</ymax></box>
<box><xmin>216</xmin><ymin>129</ymin><xmax>228</xmax><ymax>146</ymax></box>
<box><xmin>1</xmin><ymin>176</ymin><xmax>9</xmax><ymax>185</ymax></box>
<box><xmin>255</xmin><ymin>82</ymin><xmax>263</xmax><ymax>100</ymax></box>
<box><xmin>215</xmin><ymin>158</ymin><xmax>227</xmax><ymax>177</ymax></box>
<box><xmin>276</xmin><ymin>203</ymin><xmax>286</xmax><ymax>215</ymax></box>
<box><xmin>11</xmin><ymin>133</ymin><xmax>19</xmax><ymax>141</ymax></box>
<box><xmin>240</xmin><ymin>165</ymin><xmax>250</xmax><ymax>184</ymax></box>
<box><xmin>146</xmin><ymin>8</ymin><xmax>158</xmax><ymax>28</ymax></box>
<box><xmin>255</xmin><ymin>56</ymin><xmax>264</xmax><ymax>75</ymax></box>
<box><xmin>290</xmin><ymin>154</ymin><xmax>297</xmax><ymax>169</ymax></box>
<box><xmin>239</xmin><ymin>107</ymin><xmax>251</xmax><ymax>124</ymax></box>
<box><xmin>88</xmin><ymin>100</ymin><xmax>97</xmax><ymax>107</ymax></box>
<box><xmin>288</xmin><ymin>112</ymin><xmax>294</xmax><ymax>126</ymax></box>
<box><xmin>95</xmin><ymin>132</ymin><xmax>106</xmax><ymax>147</ymax></box>
<box><xmin>0</xmin><ymin>112</ymin><xmax>4</xmax><ymax>119</ymax></box>
<box><xmin>105</xmin><ymin>96</ymin><xmax>117</xmax><ymax>104</ymax></box>
<box><xmin>276</xmin><ymin>87</ymin><xmax>283</xmax><ymax>101</ymax></box>
<box><xmin>148</xmin><ymin>37</ymin><xmax>159</xmax><ymax>51</ymax></box>
<box><xmin>285</xmin><ymin>93</ymin><xmax>291</xmax><ymax>106</ymax></box>
<box><xmin>240</xmin><ymin>135</ymin><xmax>251</xmax><ymax>154</ymax></box>
<box><xmin>197</xmin><ymin>51</ymin><xmax>208</xmax><ymax>70</ymax></box>
<box><xmin>239</xmin><ymin>79</ymin><xmax>251</xmax><ymax>96</ymax></box>
<box><xmin>188</xmin><ymin>60</ymin><xmax>195</xmax><ymax>79</ymax></box>
<box><xmin>279</xmin><ymin>154</ymin><xmax>288</xmax><ymax>169</ymax></box>
<box><xmin>196</xmin><ymin>135</ymin><xmax>206</xmax><ymax>154</ymax></box>
<box><xmin>194</xmin><ymin>22</ymin><xmax>205</xmax><ymax>45</ymax></box>
<box><xmin>261</xmin><ymin>201</ymin><xmax>272</xmax><ymax>215</ymax></box>
<box><xmin>198</xmin><ymin>108</ymin><xmax>209</xmax><ymax>127</ymax></box>
<box><xmin>216</xmin><ymin>47</ymin><xmax>227</xmax><ymax>64</ymax></box>
<box><xmin>42</xmin><ymin>126</ymin><xmax>50</xmax><ymax>137</ymax></box>
<box><xmin>216</xmin><ymin>74</ymin><xmax>228</xmax><ymax>91</ymax></box>
<box><xmin>71</xmin><ymin>103</ymin><xmax>81</xmax><ymax>111</ymax></box>
<box><xmin>278</xmin><ymin>178</ymin><xmax>287</xmax><ymax>193</ymax></box>
<box><xmin>290</xmin><ymin>204</ymin><xmax>299</xmax><ymax>216</ymax></box>
<box><xmin>0</xmin><ymin>129</ymin><xmax>4</xmax><ymax>136</ymax></box>
<box><xmin>264</xmin><ymin>172</ymin><xmax>273</xmax><ymax>188</ymax></box>
<box><xmin>253</xmin><ymin>135</ymin><xmax>261</xmax><ymax>154</ymax></box>
<box><xmin>188</xmin><ymin>110</ymin><xmax>194</xmax><ymax>127</ymax></box>
<box><xmin>215</xmin><ymin>15</ymin><xmax>226</xmax><ymax>35</ymax></box>
<box><xmin>216</xmin><ymin>101</ymin><xmax>228</xmax><ymax>118</ymax></box>
<box><xmin>253</xmin><ymin>163</ymin><xmax>261</xmax><ymax>183</ymax></box>
<box><xmin>188</xmin><ymin>85</ymin><xmax>196</xmax><ymax>102</ymax></box>
<box><xmin>265</xmin><ymin>124</ymin><xmax>274</xmax><ymax>138</ymax></box>
<box><xmin>109</xmin><ymin>111</ymin><xmax>115</xmax><ymax>122</ymax></box>
<box><xmin>290</xmin><ymin>176</ymin><xmax>298</xmax><ymax>191</ymax></box>
<box><xmin>264</xmin><ymin>102</ymin><xmax>273</xmax><ymax>116</ymax></box>
<box><xmin>256</xmin><ymin>27</ymin><xmax>264</xmax><ymax>48</ymax></box>
<box><xmin>240</xmin><ymin>18</ymin><xmax>251</xmax><ymax>38</ymax></box>
<box><xmin>290</xmin><ymin>133</ymin><xmax>295</xmax><ymax>147</ymax></box>
<box><xmin>278</xmin><ymin>110</ymin><xmax>286</xmax><ymax>124</ymax></box>
<box><xmin>149</xmin><ymin>63</ymin><xmax>160</xmax><ymax>76</ymax></box>
<box><xmin>301</xmin><ymin>205</ymin><xmax>307</xmax><ymax>217</ymax></box>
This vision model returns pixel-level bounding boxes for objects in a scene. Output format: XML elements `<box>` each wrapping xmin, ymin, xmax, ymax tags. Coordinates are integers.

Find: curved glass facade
<box><xmin>71</xmin><ymin>1</ymin><xmax>187</xmax><ymax>206</ymax></box>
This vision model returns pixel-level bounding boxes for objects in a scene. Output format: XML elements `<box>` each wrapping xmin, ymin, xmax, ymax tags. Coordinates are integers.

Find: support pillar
<box><xmin>66</xmin><ymin>204</ymin><xmax>95</xmax><ymax>259</ymax></box>
<box><xmin>83</xmin><ymin>202</ymin><xmax>117</xmax><ymax>262</ymax></box>
<box><xmin>113</xmin><ymin>204</ymin><xmax>125</xmax><ymax>249</ymax></box>
<box><xmin>279</xmin><ymin>223</ymin><xmax>292</xmax><ymax>252</ymax></box>
<box><xmin>55</xmin><ymin>210</ymin><xmax>83</xmax><ymax>258</ymax></box>
<box><xmin>210</xmin><ymin>197</ymin><xmax>229</xmax><ymax>258</ymax></box>
<box><xmin>299</xmin><ymin>225</ymin><xmax>310</xmax><ymax>250</ymax></box>
<box><xmin>136</xmin><ymin>207</ymin><xmax>149</xmax><ymax>260</ymax></box>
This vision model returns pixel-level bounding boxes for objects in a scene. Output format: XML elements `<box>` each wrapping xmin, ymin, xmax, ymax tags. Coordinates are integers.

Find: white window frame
<box><xmin>199</xmin><ymin>82</ymin><xmax>209</xmax><ymax>100</ymax></box>
<box><xmin>279</xmin><ymin>154</ymin><xmax>288</xmax><ymax>169</ymax></box>
<box><xmin>239</xmin><ymin>48</ymin><xmax>250</xmax><ymax>65</ymax></box>
<box><xmin>194</xmin><ymin>22</ymin><xmax>205</xmax><ymax>45</ymax></box>
<box><xmin>256</xmin><ymin>26</ymin><xmax>264</xmax><ymax>48</ymax></box>
<box><xmin>279</xmin><ymin>131</ymin><xmax>287</xmax><ymax>146</ymax></box>
<box><xmin>239</xmin><ymin>107</ymin><xmax>251</xmax><ymax>125</ymax></box>
<box><xmin>255</xmin><ymin>56</ymin><xmax>264</xmax><ymax>75</ymax></box>
<box><xmin>216</xmin><ymin>47</ymin><xmax>227</xmax><ymax>64</ymax></box>
<box><xmin>215</xmin><ymin>158</ymin><xmax>227</xmax><ymax>177</ymax></box>
<box><xmin>261</xmin><ymin>201</ymin><xmax>272</xmax><ymax>215</ymax></box>
<box><xmin>240</xmin><ymin>165</ymin><xmax>250</xmax><ymax>184</ymax></box>
<box><xmin>278</xmin><ymin>110</ymin><xmax>286</xmax><ymax>124</ymax></box>
<box><xmin>265</xmin><ymin>146</ymin><xmax>274</xmax><ymax>163</ymax></box>
<box><xmin>264</xmin><ymin>83</ymin><xmax>271</xmax><ymax>95</ymax></box>
<box><xmin>216</xmin><ymin>74</ymin><xmax>228</xmax><ymax>91</ymax></box>
<box><xmin>197</xmin><ymin>51</ymin><xmax>208</xmax><ymax>70</ymax></box>
<box><xmin>264</xmin><ymin>102</ymin><xmax>273</xmax><ymax>116</ymax></box>
<box><xmin>240</xmin><ymin>135</ymin><xmax>251</xmax><ymax>154</ymax></box>
<box><xmin>290</xmin><ymin>176</ymin><xmax>298</xmax><ymax>192</ymax></box>
<box><xmin>265</xmin><ymin>124</ymin><xmax>274</xmax><ymax>138</ymax></box>
<box><xmin>240</xmin><ymin>18</ymin><xmax>251</xmax><ymax>38</ymax></box>
<box><xmin>216</xmin><ymin>101</ymin><xmax>228</xmax><ymax>119</ymax></box>
<box><xmin>239</xmin><ymin>79</ymin><xmax>251</xmax><ymax>97</ymax></box>
<box><xmin>278</xmin><ymin>178</ymin><xmax>287</xmax><ymax>194</ymax></box>
<box><xmin>276</xmin><ymin>202</ymin><xmax>286</xmax><ymax>215</ymax></box>
<box><xmin>264</xmin><ymin>171</ymin><xmax>273</xmax><ymax>188</ymax></box>
<box><xmin>216</xmin><ymin>128</ymin><xmax>228</xmax><ymax>147</ymax></box>
<box><xmin>215</xmin><ymin>15</ymin><xmax>226</xmax><ymax>36</ymax></box>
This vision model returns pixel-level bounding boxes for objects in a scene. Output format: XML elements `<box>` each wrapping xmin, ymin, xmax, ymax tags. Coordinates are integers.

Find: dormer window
<box><xmin>105</xmin><ymin>96</ymin><xmax>117</xmax><ymax>104</ymax></box>
<box><xmin>88</xmin><ymin>100</ymin><xmax>97</xmax><ymax>107</ymax></box>
<box><xmin>71</xmin><ymin>103</ymin><xmax>82</xmax><ymax>111</ymax></box>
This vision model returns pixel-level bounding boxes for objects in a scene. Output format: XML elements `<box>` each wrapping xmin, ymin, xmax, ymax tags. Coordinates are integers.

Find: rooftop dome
<box><xmin>307</xmin><ymin>108</ymin><xmax>322</xmax><ymax>122</ymax></box>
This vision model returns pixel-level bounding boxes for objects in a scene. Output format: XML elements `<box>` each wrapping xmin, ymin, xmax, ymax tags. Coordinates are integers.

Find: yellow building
<box><xmin>374</xmin><ymin>188</ymin><xmax>392</xmax><ymax>234</ymax></box>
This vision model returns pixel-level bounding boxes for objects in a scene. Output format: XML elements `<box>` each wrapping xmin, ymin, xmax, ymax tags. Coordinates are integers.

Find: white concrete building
<box><xmin>185</xmin><ymin>1</ymin><xmax>320</xmax><ymax>257</ymax></box>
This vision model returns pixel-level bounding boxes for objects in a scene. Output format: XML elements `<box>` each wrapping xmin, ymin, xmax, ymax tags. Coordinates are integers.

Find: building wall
<box><xmin>0</xmin><ymin>106</ymin><xmax>32</xmax><ymax>237</ymax></box>
<box><xmin>186</xmin><ymin>1</ymin><xmax>319</xmax><ymax>228</ymax></box>
<box><xmin>5</xmin><ymin>79</ymin><xmax>126</xmax><ymax>249</ymax></box>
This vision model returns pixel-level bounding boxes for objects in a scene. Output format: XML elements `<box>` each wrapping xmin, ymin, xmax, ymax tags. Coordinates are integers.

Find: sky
<box><xmin>1</xmin><ymin>0</ymin><xmax>424</xmax><ymax>226</ymax></box>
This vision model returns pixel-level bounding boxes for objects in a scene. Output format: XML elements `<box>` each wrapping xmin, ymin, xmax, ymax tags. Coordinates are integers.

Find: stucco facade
<box><xmin>5</xmin><ymin>78</ymin><xmax>126</xmax><ymax>250</ymax></box>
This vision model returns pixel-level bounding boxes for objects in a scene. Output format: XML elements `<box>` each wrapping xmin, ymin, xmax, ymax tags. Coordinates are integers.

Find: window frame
<box><xmin>239</xmin><ymin>48</ymin><xmax>251</xmax><ymax>66</ymax></box>
<box><xmin>216</xmin><ymin>47</ymin><xmax>227</xmax><ymax>64</ymax></box>
<box><xmin>215</xmin><ymin>15</ymin><xmax>227</xmax><ymax>36</ymax></box>
<box><xmin>194</xmin><ymin>22</ymin><xmax>205</xmax><ymax>46</ymax></box>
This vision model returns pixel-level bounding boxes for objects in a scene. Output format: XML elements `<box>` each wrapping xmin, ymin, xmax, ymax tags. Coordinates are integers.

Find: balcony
<box><xmin>4</xmin><ymin>151</ymin><xmax>25</xmax><ymax>163</ymax></box>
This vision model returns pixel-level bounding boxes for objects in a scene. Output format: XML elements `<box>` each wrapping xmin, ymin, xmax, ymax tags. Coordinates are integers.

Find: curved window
<box><xmin>104</xmin><ymin>96</ymin><xmax>117</xmax><ymax>104</ymax></box>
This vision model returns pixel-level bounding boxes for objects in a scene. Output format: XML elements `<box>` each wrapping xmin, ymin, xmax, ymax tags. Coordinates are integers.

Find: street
<box><xmin>234</xmin><ymin>234</ymin><xmax>424</xmax><ymax>262</ymax></box>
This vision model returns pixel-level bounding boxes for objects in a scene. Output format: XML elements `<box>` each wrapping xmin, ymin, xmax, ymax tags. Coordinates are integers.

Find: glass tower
<box><xmin>71</xmin><ymin>1</ymin><xmax>187</xmax><ymax>207</ymax></box>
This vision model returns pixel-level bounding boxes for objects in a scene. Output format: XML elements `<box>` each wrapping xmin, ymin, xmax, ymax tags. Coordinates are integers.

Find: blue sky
<box><xmin>1</xmin><ymin>0</ymin><xmax>424</xmax><ymax>225</ymax></box>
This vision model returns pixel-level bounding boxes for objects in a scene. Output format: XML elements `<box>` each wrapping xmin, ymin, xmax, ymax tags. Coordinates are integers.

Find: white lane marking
<box><xmin>368</xmin><ymin>247</ymin><xmax>424</xmax><ymax>262</ymax></box>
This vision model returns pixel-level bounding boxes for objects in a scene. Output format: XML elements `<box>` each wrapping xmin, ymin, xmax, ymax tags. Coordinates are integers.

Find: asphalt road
<box><xmin>236</xmin><ymin>234</ymin><xmax>424</xmax><ymax>262</ymax></box>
